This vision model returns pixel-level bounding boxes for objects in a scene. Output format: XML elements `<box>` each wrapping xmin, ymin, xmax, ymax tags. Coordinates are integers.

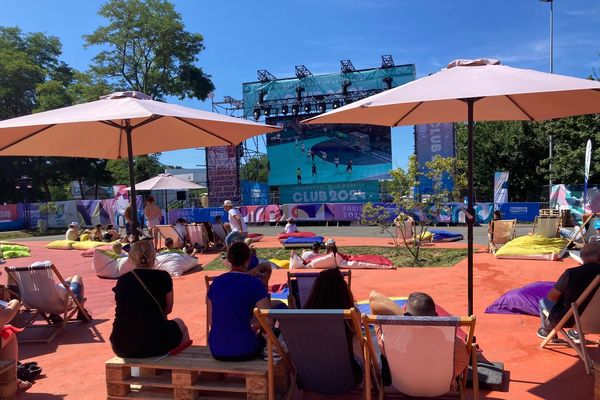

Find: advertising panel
<box><xmin>415</xmin><ymin>123</ymin><xmax>455</xmax><ymax>194</ymax></box>
<box><xmin>279</xmin><ymin>181</ymin><xmax>380</xmax><ymax>204</ymax></box>
<box><xmin>266</xmin><ymin>115</ymin><xmax>392</xmax><ymax>186</ymax></box>
<box><xmin>206</xmin><ymin>145</ymin><xmax>240</xmax><ymax>207</ymax></box>
<box><xmin>494</xmin><ymin>171</ymin><xmax>509</xmax><ymax>204</ymax></box>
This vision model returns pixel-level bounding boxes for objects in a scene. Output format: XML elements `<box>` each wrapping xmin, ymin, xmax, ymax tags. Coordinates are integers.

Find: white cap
<box><xmin>223</xmin><ymin>200</ymin><xmax>233</xmax><ymax>207</ymax></box>
<box><xmin>70</xmin><ymin>222</ymin><xmax>79</xmax><ymax>227</ymax></box>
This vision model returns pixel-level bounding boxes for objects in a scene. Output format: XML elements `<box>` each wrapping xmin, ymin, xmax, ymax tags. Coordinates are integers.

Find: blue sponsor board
<box><xmin>499</xmin><ymin>202</ymin><xmax>540</xmax><ymax>222</ymax></box>
<box><xmin>241</xmin><ymin>180</ymin><xmax>270</xmax><ymax>205</ymax></box>
<box><xmin>279</xmin><ymin>181</ymin><xmax>380</xmax><ymax>204</ymax></box>
<box><xmin>415</xmin><ymin>123</ymin><xmax>455</xmax><ymax>195</ymax></box>
<box><xmin>167</xmin><ymin>207</ymin><xmax>228</xmax><ymax>224</ymax></box>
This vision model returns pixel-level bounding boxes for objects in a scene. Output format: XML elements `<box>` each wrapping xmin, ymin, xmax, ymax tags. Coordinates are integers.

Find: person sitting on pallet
<box><xmin>207</xmin><ymin>241</ymin><xmax>272</xmax><ymax>361</ymax></box>
<box><xmin>110</xmin><ymin>240</ymin><xmax>190</xmax><ymax>358</ymax></box>
<box><xmin>0</xmin><ymin>299</ymin><xmax>32</xmax><ymax>392</ymax></box>
<box><xmin>537</xmin><ymin>240</ymin><xmax>600</xmax><ymax>340</ymax></box>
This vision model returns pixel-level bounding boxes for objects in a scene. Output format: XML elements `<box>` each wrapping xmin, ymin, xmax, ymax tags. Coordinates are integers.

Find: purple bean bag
<box><xmin>485</xmin><ymin>281</ymin><xmax>555</xmax><ymax>316</ymax></box>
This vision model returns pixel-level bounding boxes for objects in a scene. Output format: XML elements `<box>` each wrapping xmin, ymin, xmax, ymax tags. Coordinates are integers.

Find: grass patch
<box><xmin>0</xmin><ymin>229</ymin><xmax>65</xmax><ymax>241</ymax></box>
<box><xmin>203</xmin><ymin>246</ymin><xmax>467</xmax><ymax>271</ymax></box>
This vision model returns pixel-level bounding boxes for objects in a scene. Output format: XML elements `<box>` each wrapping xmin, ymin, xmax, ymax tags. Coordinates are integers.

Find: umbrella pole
<box><xmin>125</xmin><ymin>122</ymin><xmax>139</xmax><ymax>240</ymax></box>
<box><xmin>466</xmin><ymin>99</ymin><xmax>477</xmax><ymax>317</ymax></box>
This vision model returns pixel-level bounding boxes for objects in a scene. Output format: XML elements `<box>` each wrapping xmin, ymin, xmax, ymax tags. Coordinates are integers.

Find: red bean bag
<box><xmin>247</xmin><ymin>233</ymin><xmax>264</xmax><ymax>242</ymax></box>
<box><xmin>276</xmin><ymin>231</ymin><xmax>318</xmax><ymax>240</ymax></box>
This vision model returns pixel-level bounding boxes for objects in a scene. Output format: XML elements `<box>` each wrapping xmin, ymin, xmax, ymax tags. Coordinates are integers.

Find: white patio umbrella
<box><xmin>0</xmin><ymin>91</ymin><xmax>279</xmax><ymax>235</ymax></box>
<box><xmin>304</xmin><ymin>58</ymin><xmax>600</xmax><ymax>315</ymax></box>
<box><xmin>124</xmin><ymin>173</ymin><xmax>206</xmax><ymax>222</ymax></box>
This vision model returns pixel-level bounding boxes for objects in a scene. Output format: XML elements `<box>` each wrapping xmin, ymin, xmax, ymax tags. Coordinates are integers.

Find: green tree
<box><xmin>455</xmin><ymin>121</ymin><xmax>548</xmax><ymax>202</ymax></box>
<box><xmin>84</xmin><ymin>0</ymin><xmax>214</xmax><ymax>100</ymax></box>
<box><xmin>106</xmin><ymin>154</ymin><xmax>165</xmax><ymax>184</ymax></box>
<box><xmin>363</xmin><ymin>155</ymin><xmax>465</xmax><ymax>264</ymax></box>
<box><xmin>240</xmin><ymin>155</ymin><xmax>269</xmax><ymax>183</ymax></box>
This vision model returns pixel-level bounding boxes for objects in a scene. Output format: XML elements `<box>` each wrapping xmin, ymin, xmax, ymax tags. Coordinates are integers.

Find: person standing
<box><xmin>223</xmin><ymin>200</ymin><xmax>248</xmax><ymax>246</ymax></box>
<box><xmin>334</xmin><ymin>156</ymin><xmax>340</xmax><ymax>169</ymax></box>
<box><xmin>346</xmin><ymin>159</ymin><xmax>353</xmax><ymax>173</ymax></box>
<box><xmin>144</xmin><ymin>196</ymin><xmax>162</xmax><ymax>249</ymax></box>
<box><xmin>312</xmin><ymin>163</ymin><xmax>317</xmax><ymax>178</ymax></box>
<box><xmin>296</xmin><ymin>168</ymin><xmax>302</xmax><ymax>184</ymax></box>
<box><xmin>311</xmin><ymin>150</ymin><xmax>315</xmax><ymax>162</ymax></box>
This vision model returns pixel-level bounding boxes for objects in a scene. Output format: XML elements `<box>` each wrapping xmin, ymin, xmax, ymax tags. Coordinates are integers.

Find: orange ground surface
<box><xmin>4</xmin><ymin>236</ymin><xmax>597</xmax><ymax>400</ymax></box>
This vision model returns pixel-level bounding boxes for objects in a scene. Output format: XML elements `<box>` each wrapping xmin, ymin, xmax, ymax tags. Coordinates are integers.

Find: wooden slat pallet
<box><xmin>106</xmin><ymin>346</ymin><xmax>287</xmax><ymax>400</ymax></box>
<box><xmin>539</xmin><ymin>209</ymin><xmax>560</xmax><ymax>217</ymax></box>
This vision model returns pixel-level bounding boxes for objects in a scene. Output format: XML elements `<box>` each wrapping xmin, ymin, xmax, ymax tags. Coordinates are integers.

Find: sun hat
<box><xmin>325</xmin><ymin>238</ymin><xmax>336</xmax><ymax>246</ymax></box>
<box><xmin>223</xmin><ymin>200</ymin><xmax>233</xmax><ymax>207</ymax></box>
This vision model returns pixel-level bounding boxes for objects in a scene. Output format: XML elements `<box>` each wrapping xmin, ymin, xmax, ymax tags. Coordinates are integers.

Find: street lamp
<box><xmin>539</xmin><ymin>0</ymin><xmax>554</xmax><ymax>204</ymax></box>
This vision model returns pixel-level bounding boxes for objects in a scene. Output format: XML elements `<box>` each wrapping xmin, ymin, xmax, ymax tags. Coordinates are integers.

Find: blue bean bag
<box><xmin>430</xmin><ymin>229</ymin><xmax>464</xmax><ymax>242</ymax></box>
<box><xmin>281</xmin><ymin>236</ymin><xmax>325</xmax><ymax>248</ymax></box>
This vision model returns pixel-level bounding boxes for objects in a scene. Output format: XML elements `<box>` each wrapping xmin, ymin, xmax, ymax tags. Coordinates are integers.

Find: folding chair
<box><xmin>540</xmin><ymin>275</ymin><xmax>600</xmax><ymax>375</ymax></box>
<box><xmin>211</xmin><ymin>223</ymin><xmax>229</xmax><ymax>245</ymax></box>
<box><xmin>531</xmin><ymin>216</ymin><xmax>561</xmax><ymax>238</ymax></box>
<box><xmin>488</xmin><ymin>219</ymin><xmax>516</xmax><ymax>253</ymax></box>
<box><xmin>363</xmin><ymin>314</ymin><xmax>478</xmax><ymax>400</ymax></box>
<box><xmin>156</xmin><ymin>225</ymin><xmax>184</xmax><ymax>249</ymax></box>
<box><xmin>558</xmin><ymin>214</ymin><xmax>598</xmax><ymax>257</ymax></box>
<box><xmin>5</xmin><ymin>262</ymin><xmax>91</xmax><ymax>343</ymax></box>
<box><xmin>394</xmin><ymin>217</ymin><xmax>414</xmax><ymax>245</ymax></box>
<box><xmin>286</xmin><ymin>270</ymin><xmax>351</xmax><ymax>309</ymax></box>
<box><xmin>204</xmin><ymin>275</ymin><xmax>217</xmax><ymax>340</ymax></box>
<box><xmin>185</xmin><ymin>223</ymin><xmax>209</xmax><ymax>251</ymax></box>
<box><xmin>254</xmin><ymin>308</ymin><xmax>368</xmax><ymax>400</ymax></box>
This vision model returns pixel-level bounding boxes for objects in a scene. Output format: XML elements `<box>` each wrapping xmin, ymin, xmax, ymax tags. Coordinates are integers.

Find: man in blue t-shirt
<box><xmin>207</xmin><ymin>241</ymin><xmax>271</xmax><ymax>360</ymax></box>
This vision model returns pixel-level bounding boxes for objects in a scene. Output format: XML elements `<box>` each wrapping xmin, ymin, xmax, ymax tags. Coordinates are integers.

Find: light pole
<box><xmin>540</xmin><ymin>0</ymin><xmax>554</xmax><ymax>204</ymax></box>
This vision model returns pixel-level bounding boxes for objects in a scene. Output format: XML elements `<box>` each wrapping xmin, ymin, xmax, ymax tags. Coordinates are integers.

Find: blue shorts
<box><xmin>225</xmin><ymin>231</ymin><xmax>247</xmax><ymax>247</ymax></box>
<box><xmin>68</xmin><ymin>281</ymin><xmax>83</xmax><ymax>302</ymax></box>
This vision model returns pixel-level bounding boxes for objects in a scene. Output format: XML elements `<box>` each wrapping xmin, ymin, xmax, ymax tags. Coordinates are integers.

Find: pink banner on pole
<box><xmin>206</xmin><ymin>145</ymin><xmax>240</xmax><ymax>207</ymax></box>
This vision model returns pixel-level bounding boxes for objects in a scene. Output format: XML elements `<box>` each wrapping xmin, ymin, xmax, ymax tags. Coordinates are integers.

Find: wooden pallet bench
<box><xmin>106</xmin><ymin>345</ymin><xmax>287</xmax><ymax>400</ymax></box>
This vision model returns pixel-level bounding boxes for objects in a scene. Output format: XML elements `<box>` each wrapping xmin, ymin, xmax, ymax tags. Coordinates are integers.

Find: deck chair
<box><xmin>185</xmin><ymin>224</ymin><xmax>209</xmax><ymax>251</ymax></box>
<box><xmin>286</xmin><ymin>270</ymin><xmax>352</xmax><ymax>309</ymax></box>
<box><xmin>531</xmin><ymin>216</ymin><xmax>561</xmax><ymax>238</ymax></box>
<box><xmin>488</xmin><ymin>219</ymin><xmax>516</xmax><ymax>253</ymax></box>
<box><xmin>5</xmin><ymin>262</ymin><xmax>91</xmax><ymax>343</ymax></box>
<box><xmin>204</xmin><ymin>275</ymin><xmax>217</xmax><ymax>340</ymax></box>
<box><xmin>254</xmin><ymin>308</ymin><xmax>368</xmax><ymax>400</ymax></box>
<box><xmin>558</xmin><ymin>214</ymin><xmax>598</xmax><ymax>257</ymax></box>
<box><xmin>394</xmin><ymin>217</ymin><xmax>414</xmax><ymax>245</ymax></box>
<box><xmin>156</xmin><ymin>225</ymin><xmax>185</xmax><ymax>249</ymax></box>
<box><xmin>540</xmin><ymin>275</ymin><xmax>600</xmax><ymax>375</ymax></box>
<box><xmin>363</xmin><ymin>314</ymin><xmax>478</xmax><ymax>400</ymax></box>
<box><xmin>211</xmin><ymin>223</ymin><xmax>229</xmax><ymax>244</ymax></box>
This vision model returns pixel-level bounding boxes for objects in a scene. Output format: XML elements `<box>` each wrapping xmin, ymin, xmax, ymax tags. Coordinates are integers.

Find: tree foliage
<box><xmin>363</xmin><ymin>155</ymin><xmax>466</xmax><ymax>263</ymax></box>
<box><xmin>84</xmin><ymin>0</ymin><xmax>214</xmax><ymax>100</ymax></box>
<box><xmin>240</xmin><ymin>155</ymin><xmax>269</xmax><ymax>183</ymax></box>
<box><xmin>106</xmin><ymin>154</ymin><xmax>165</xmax><ymax>184</ymax></box>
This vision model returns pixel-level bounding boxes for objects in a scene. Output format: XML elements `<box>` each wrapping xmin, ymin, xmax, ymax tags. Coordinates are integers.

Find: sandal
<box><xmin>16</xmin><ymin>379</ymin><xmax>32</xmax><ymax>393</ymax></box>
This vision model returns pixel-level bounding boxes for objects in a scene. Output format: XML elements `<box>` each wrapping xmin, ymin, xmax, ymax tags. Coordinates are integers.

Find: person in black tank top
<box><xmin>110</xmin><ymin>240</ymin><xmax>190</xmax><ymax>357</ymax></box>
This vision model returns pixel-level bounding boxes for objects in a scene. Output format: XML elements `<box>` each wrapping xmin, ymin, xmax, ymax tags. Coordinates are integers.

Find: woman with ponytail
<box><xmin>110</xmin><ymin>240</ymin><xmax>189</xmax><ymax>357</ymax></box>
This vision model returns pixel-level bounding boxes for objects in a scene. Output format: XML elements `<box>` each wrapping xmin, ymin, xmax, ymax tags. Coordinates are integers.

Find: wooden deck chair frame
<box><xmin>488</xmin><ymin>219</ymin><xmax>516</xmax><ymax>253</ymax></box>
<box><xmin>204</xmin><ymin>275</ymin><xmax>217</xmax><ymax>340</ymax></box>
<box><xmin>540</xmin><ymin>275</ymin><xmax>600</xmax><ymax>375</ymax></box>
<box><xmin>5</xmin><ymin>264</ymin><xmax>91</xmax><ymax>344</ymax></box>
<box><xmin>156</xmin><ymin>224</ymin><xmax>185</xmax><ymax>249</ymax></box>
<box><xmin>254</xmin><ymin>307</ymin><xmax>368</xmax><ymax>400</ymax></box>
<box><xmin>531</xmin><ymin>216</ymin><xmax>561</xmax><ymax>238</ymax></box>
<box><xmin>185</xmin><ymin>223</ymin><xmax>209</xmax><ymax>251</ymax></box>
<box><xmin>558</xmin><ymin>213</ymin><xmax>598</xmax><ymax>258</ymax></box>
<box><xmin>362</xmin><ymin>314</ymin><xmax>478</xmax><ymax>400</ymax></box>
<box><xmin>286</xmin><ymin>270</ymin><xmax>352</xmax><ymax>309</ymax></box>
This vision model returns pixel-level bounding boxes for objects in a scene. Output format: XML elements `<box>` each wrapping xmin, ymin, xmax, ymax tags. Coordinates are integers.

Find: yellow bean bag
<box><xmin>270</xmin><ymin>258</ymin><xmax>290</xmax><ymax>269</ymax></box>
<box><xmin>495</xmin><ymin>235</ymin><xmax>568</xmax><ymax>261</ymax></box>
<box><xmin>72</xmin><ymin>241</ymin><xmax>106</xmax><ymax>250</ymax></box>
<box><xmin>46</xmin><ymin>240</ymin><xmax>76</xmax><ymax>250</ymax></box>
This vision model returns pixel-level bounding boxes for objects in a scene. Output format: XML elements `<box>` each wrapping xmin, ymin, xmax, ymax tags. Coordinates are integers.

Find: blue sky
<box><xmin>1</xmin><ymin>0</ymin><xmax>598</xmax><ymax>170</ymax></box>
